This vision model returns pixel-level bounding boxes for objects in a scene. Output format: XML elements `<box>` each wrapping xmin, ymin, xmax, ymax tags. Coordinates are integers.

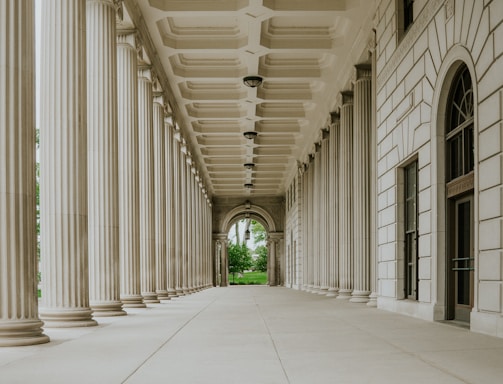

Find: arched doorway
<box><xmin>213</xmin><ymin>201</ymin><xmax>283</xmax><ymax>287</ymax></box>
<box><xmin>444</xmin><ymin>64</ymin><xmax>475</xmax><ymax>323</ymax></box>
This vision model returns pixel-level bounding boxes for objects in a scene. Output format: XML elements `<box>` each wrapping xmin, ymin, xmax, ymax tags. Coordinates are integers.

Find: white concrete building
<box><xmin>1</xmin><ymin>0</ymin><xmax>503</xmax><ymax>349</ymax></box>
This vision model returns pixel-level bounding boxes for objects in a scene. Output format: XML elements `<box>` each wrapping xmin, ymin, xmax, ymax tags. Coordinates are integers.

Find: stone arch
<box><xmin>220</xmin><ymin>203</ymin><xmax>277</xmax><ymax>234</ymax></box>
<box><xmin>430</xmin><ymin>44</ymin><xmax>478</xmax><ymax>321</ymax></box>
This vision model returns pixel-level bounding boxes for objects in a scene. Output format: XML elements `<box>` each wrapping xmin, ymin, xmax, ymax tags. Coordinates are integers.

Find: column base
<box><xmin>318</xmin><ymin>286</ymin><xmax>329</xmax><ymax>295</ymax></box>
<box><xmin>156</xmin><ymin>290</ymin><xmax>170</xmax><ymax>301</ymax></box>
<box><xmin>336</xmin><ymin>289</ymin><xmax>353</xmax><ymax>299</ymax></box>
<box><xmin>0</xmin><ymin>319</ymin><xmax>50</xmax><ymax>347</ymax></box>
<box><xmin>168</xmin><ymin>289</ymin><xmax>178</xmax><ymax>298</ymax></box>
<box><xmin>142</xmin><ymin>292</ymin><xmax>160</xmax><ymax>303</ymax></box>
<box><xmin>349</xmin><ymin>290</ymin><xmax>371</xmax><ymax>303</ymax></box>
<box><xmin>311</xmin><ymin>285</ymin><xmax>320</xmax><ymax>294</ymax></box>
<box><xmin>120</xmin><ymin>295</ymin><xmax>146</xmax><ymax>308</ymax></box>
<box><xmin>182</xmin><ymin>287</ymin><xmax>190</xmax><ymax>295</ymax></box>
<box><xmin>39</xmin><ymin>308</ymin><xmax>97</xmax><ymax>328</ymax></box>
<box><xmin>367</xmin><ymin>291</ymin><xmax>378</xmax><ymax>307</ymax></box>
<box><xmin>175</xmin><ymin>288</ymin><xmax>185</xmax><ymax>296</ymax></box>
<box><xmin>91</xmin><ymin>301</ymin><xmax>127</xmax><ymax>317</ymax></box>
<box><xmin>326</xmin><ymin>288</ymin><xmax>339</xmax><ymax>297</ymax></box>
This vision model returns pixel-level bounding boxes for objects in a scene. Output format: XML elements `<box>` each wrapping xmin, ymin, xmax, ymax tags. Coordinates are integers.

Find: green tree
<box><xmin>254</xmin><ymin>245</ymin><xmax>268</xmax><ymax>272</ymax></box>
<box><xmin>228</xmin><ymin>243</ymin><xmax>253</xmax><ymax>283</ymax></box>
<box><xmin>251</xmin><ymin>220</ymin><xmax>266</xmax><ymax>243</ymax></box>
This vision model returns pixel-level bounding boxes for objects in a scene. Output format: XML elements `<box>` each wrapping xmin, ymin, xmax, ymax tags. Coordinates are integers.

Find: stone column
<box><xmin>327</xmin><ymin>114</ymin><xmax>340</xmax><ymax>297</ymax></box>
<box><xmin>39</xmin><ymin>0</ymin><xmax>96</xmax><ymax>328</ymax></box>
<box><xmin>165</xmin><ymin>122</ymin><xmax>177</xmax><ymax>298</ymax></box>
<box><xmin>221</xmin><ymin>238</ymin><xmax>229</xmax><ymax>287</ymax></box>
<box><xmin>307</xmin><ymin>158</ymin><xmax>315</xmax><ymax>291</ymax></box>
<box><xmin>86</xmin><ymin>0</ymin><xmax>125</xmax><ymax>317</ymax></box>
<box><xmin>268</xmin><ymin>238</ymin><xmax>277</xmax><ymax>286</ymax></box>
<box><xmin>0</xmin><ymin>0</ymin><xmax>50</xmax><ymax>346</ymax></box>
<box><xmin>312</xmin><ymin>147</ymin><xmax>321</xmax><ymax>293</ymax></box>
<box><xmin>337</xmin><ymin>91</ymin><xmax>354</xmax><ymax>300</ymax></box>
<box><xmin>351</xmin><ymin>65</ymin><xmax>372</xmax><ymax>303</ymax></box>
<box><xmin>173</xmin><ymin>132</ymin><xmax>184</xmax><ymax>296</ymax></box>
<box><xmin>368</xmin><ymin>54</ymin><xmax>378</xmax><ymax>307</ymax></box>
<box><xmin>180</xmin><ymin>146</ymin><xmax>190</xmax><ymax>294</ymax></box>
<box><xmin>138</xmin><ymin>67</ymin><xmax>159</xmax><ymax>303</ymax></box>
<box><xmin>301</xmin><ymin>169</ymin><xmax>308</xmax><ymax>291</ymax></box>
<box><xmin>117</xmin><ymin>31</ymin><xmax>144</xmax><ymax>308</ymax></box>
<box><xmin>186</xmin><ymin>161</ymin><xmax>194</xmax><ymax>293</ymax></box>
<box><xmin>153</xmin><ymin>93</ymin><xmax>169</xmax><ymax>300</ymax></box>
<box><xmin>319</xmin><ymin>134</ymin><xmax>330</xmax><ymax>295</ymax></box>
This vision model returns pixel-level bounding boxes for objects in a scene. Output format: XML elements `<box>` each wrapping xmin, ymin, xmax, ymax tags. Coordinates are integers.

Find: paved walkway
<box><xmin>2</xmin><ymin>286</ymin><xmax>503</xmax><ymax>383</ymax></box>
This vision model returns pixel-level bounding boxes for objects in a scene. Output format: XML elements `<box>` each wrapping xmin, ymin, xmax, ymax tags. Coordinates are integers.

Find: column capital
<box><xmin>341</xmin><ymin>91</ymin><xmax>354</xmax><ymax>105</ymax></box>
<box><xmin>330</xmin><ymin>111</ymin><xmax>340</xmax><ymax>124</ymax></box>
<box><xmin>117</xmin><ymin>30</ymin><xmax>136</xmax><ymax>47</ymax></box>
<box><xmin>138</xmin><ymin>67</ymin><xmax>152</xmax><ymax>81</ymax></box>
<box><xmin>355</xmin><ymin>63</ymin><xmax>372</xmax><ymax>79</ymax></box>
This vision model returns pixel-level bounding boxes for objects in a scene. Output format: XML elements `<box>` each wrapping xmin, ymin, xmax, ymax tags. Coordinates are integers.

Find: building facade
<box><xmin>1</xmin><ymin>0</ymin><xmax>503</xmax><ymax>347</ymax></box>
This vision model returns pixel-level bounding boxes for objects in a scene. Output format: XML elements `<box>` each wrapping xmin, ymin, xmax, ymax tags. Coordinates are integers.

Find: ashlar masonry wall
<box><xmin>375</xmin><ymin>0</ymin><xmax>503</xmax><ymax>337</ymax></box>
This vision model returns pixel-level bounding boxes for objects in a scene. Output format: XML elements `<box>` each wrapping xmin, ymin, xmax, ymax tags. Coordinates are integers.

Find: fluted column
<box><xmin>312</xmin><ymin>148</ymin><xmax>321</xmax><ymax>293</ymax></box>
<box><xmin>180</xmin><ymin>146</ymin><xmax>189</xmax><ymax>294</ymax></box>
<box><xmin>39</xmin><ymin>0</ymin><xmax>96</xmax><ymax>328</ymax></box>
<box><xmin>165</xmin><ymin>123</ymin><xmax>177</xmax><ymax>298</ymax></box>
<box><xmin>337</xmin><ymin>92</ymin><xmax>354</xmax><ymax>299</ymax></box>
<box><xmin>186</xmin><ymin>161</ymin><xmax>194</xmax><ymax>293</ymax></box>
<box><xmin>117</xmin><ymin>32</ymin><xmax>144</xmax><ymax>308</ymax></box>
<box><xmin>351</xmin><ymin>66</ymin><xmax>372</xmax><ymax>303</ymax></box>
<box><xmin>301</xmin><ymin>169</ymin><xmax>308</xmax><ymax>291</ymax></box>
<box><xmin>153</xmin><ymin>94</ymin><xmax>169</xmax><ymax>300</ymax></box>
<box><xmin>138</xmin><ymin>68</ymin><xmax>159</xmax><ymax>303</ymax></box>
<box><xmin>173</xmin><ymin>132</ymin><xmax>184</xmax><ymax>296</ymax></box>
<box><xmin>327</xmin><ymin>115</ymin><xmax>340</xmax><ymax>297</ymax></box>
<box><xmin>86</xmin><ymin>0</ymin><xmax>125</xmax><ymax>316</ymax></box>
<box><xmin>368</xmin><ymin>56</ymin><xmax>378</xmax><ymax>307</ymax></box>
<box><xmin>307</xmin><ymin>159</ymin><xmax>315</xmax><ymax>291</ymax></box>
<box><xmin>0</xmin><ymin>0</ymin><xmax>50</xmax><ymax>346</ymax></box>
<box><xmin>319</xmin><ymin>135</ymin><xmax>330</xmax><ymax>295</ymax></box>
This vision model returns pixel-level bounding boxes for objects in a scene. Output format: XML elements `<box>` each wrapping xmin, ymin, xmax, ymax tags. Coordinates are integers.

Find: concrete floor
<box><xmin>2</xmin><ymin>287</ymin><xmax>503</xmax><ymax>383</ymax></box>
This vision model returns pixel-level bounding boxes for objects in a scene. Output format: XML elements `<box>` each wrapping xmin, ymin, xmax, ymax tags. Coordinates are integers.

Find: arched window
<box><xmin>446</xmin><ymin>65</ymin><xmax>474</xmax><ymax>181</ymax></box>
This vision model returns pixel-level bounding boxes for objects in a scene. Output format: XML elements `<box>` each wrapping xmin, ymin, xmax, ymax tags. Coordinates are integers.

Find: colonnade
<box><xmin>0</xmin><ymin>0</ymin><xmax>212</xmax><ymax>347</ymax></box>
<box><xmin>296</xmin><ymin>64</ymin><xmax>377</xmax><ymax>305</ymax></box>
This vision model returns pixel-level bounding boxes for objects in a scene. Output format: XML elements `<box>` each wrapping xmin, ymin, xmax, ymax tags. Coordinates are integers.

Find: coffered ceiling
<box><xmin>125</xmin><ymin>0</ymin><xmax>376</xmax><ymax>197</ymax></box>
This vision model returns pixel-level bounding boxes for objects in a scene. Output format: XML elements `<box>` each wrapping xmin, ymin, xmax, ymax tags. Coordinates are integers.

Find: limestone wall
<box><xmin>375</xmin><ymin>0</ymin><xmax>503</xmax><ymax>335</ymax></box>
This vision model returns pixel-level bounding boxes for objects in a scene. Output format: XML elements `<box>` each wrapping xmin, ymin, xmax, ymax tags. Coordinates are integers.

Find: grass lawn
<box><xmin>230</xmin><ymin>271</ymin><xmax>267</xmax><ymax>285</ymax></box>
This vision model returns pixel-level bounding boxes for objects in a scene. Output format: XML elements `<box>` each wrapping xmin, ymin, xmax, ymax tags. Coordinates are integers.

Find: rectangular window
<box><xmin>397</xmin><ymin>0</ymin><xmax>414</xmax><ymax>42</ymax></box>
<box><xmin>404</xmin><ymin>161</ymin><xmax>418</xmax><ymax>299</ymax></box>
<box><xmin>403</xmin><ymin>0</ymin><xmax>414</xmax><ymax>32</ymax></box>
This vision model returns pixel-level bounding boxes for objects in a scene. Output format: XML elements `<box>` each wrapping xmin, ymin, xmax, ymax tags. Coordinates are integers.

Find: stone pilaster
<box><xmin>368</xmin><ymin>57</ymin><xmax>378</xmax><ymax>307</ymax></box>
<box><xmin>0</xmin><ymin>0</ymin><xmax>50</xmax><ymax>346</ymax></box>
<box><xmin>268</xmin><ymin>239</ymin><xmax>277</xmax><ymax>286</ymax></box>
<box><xmin>165</xmin><ymin>123</ymin><xmax>177</xmax><ymax>298</ymax></box>
<box><xmin>138</xmin><ymin>68</ymin><xmax>159</xmax><ymax>303</ymax></box>
<box><xmin>307</xmin><ymin>159</ymin><xmax>315</xmax><ymax>292</ymax></box>
<box><xmin>327</xmin><ymin>115</ymin><xmax>340</xmax><ymax>297</ymax></box>
<box><xmin>350</xmin><ymin>65</ymin><xmax>372</xmax><ymax>303</ymax></box>
<box><xmin>337</xmin><ymin>92</ymin><xmax>354</xmax><ymax>300</ymax></box>
<box><xmin>186</xmin><ymin>161</ymin><xmax>194</xmax><ymax>293</ymax></box>
<box><xmin>153</xmin><ymin>94</ymin><xmax>169</xmax><ymax>300</ymax></box>
<box><xmin>117</xmin><ymin>32</ymin><xmax>144</xmax><ymax>308</ymax></box>
<box><xmin>221</xmin><ymin>238</ymin><xmax>229</xmax><ymax>287</ymax></box>
<box><xmin>87</xmin><ymin>0</ymin><xmax>125</xmax><ymax>317</ymax></box>
<box><xmin>39</xmin><ymin>0</ymin><xmax>97</xmax><ymax>328</ymax></box>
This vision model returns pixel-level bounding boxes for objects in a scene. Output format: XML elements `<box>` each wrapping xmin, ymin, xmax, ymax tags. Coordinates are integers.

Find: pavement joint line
<box><xmin>252</xmin><ymin>288</ymin><xmax>291</xmax><ymax>384</ymax></box>
<box><xmin>121</xmin><ymin>290</ymin><xmax>224</xmax><ymax>384</ymax></box>
<box><xmin>347</xmin><ymin>315</ymin><xmax>474</xmax><ymax>384</ymax></box>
